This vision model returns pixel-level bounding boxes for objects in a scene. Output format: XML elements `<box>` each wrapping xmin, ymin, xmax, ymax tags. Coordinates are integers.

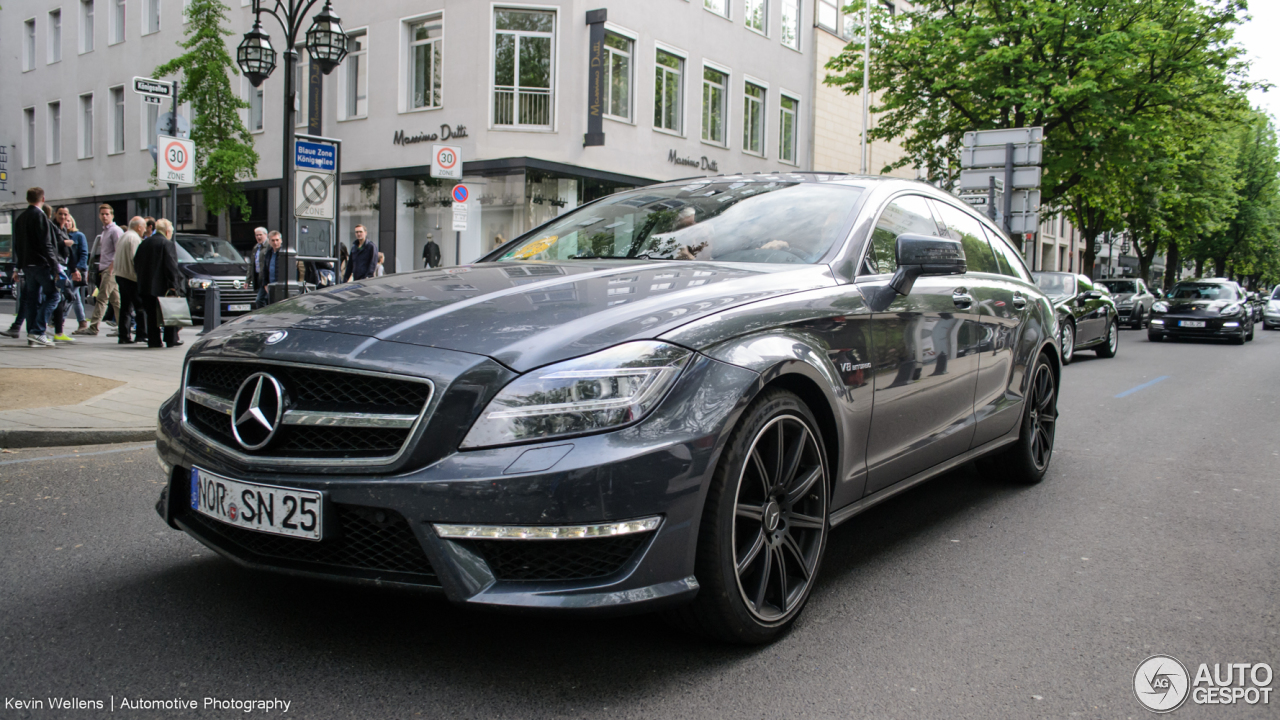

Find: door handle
<box><xmin>952</xmin><ymin>288</ymin><xmax>973</xmax><ymax>308</ymax></box>
<box><xmin>1012</xmin><ymin>293</ymin><xmax>1027</xmax><ymax>310</ymax></box>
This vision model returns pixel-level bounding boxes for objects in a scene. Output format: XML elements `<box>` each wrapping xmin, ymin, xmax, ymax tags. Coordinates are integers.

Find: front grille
<box><xmin>469</xmin><ymin>534</ymin><xmax>651</xmax><ymax>582</ymax></box>
<box><xmin>183</xmin><ymin>360</ymin><xmax>431</xmax><ymax>461</ymax></box>
<box><xmin>213</xmin><ymin>278</ymin><xmax>250</xmax><ymax>290</ymax></box>
<box><xmin>181</xmin><ymin>503</ymin><xmax>438</xmax><ymax>584</ymax></box>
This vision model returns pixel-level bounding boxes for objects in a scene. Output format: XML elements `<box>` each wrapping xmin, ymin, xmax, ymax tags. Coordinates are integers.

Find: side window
<box><xmin>1076</xmin><ymin>275</ymin><xmax>1094</xmax><ymax>294</ymax></box>
<box><xmin>982</xmin><ymin>225</ymin><xmax>1031</xmax><ymax>282</ymax></box>
<box><xmin>932</xmin><ymin>201</ymin><xmax>1000</xmax><ymax>274</ymax></box>
<box><xmin>861</xmin><ymin>195</ymin><xmax>937</xmax><ymax>276</ymax></box>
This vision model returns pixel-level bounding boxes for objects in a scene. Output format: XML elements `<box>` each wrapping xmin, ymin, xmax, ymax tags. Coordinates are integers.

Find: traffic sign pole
<box><xmin>168</xmin><ymin>80</ymin><xmax>179</xmax><ymax>226</ymax></box>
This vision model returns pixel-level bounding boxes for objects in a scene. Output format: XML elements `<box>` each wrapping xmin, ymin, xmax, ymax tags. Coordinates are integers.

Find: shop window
<box><xmin>493</xmin><ymin>8</ymin><xmax>555</xmax><ymax>128</ymax></box>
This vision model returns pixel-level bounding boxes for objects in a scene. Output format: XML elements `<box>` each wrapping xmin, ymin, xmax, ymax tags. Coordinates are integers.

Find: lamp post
<box><xmin>236</xmin><ymin>0</ymin><xmax>347</xmax><ymax>299</ymax></box>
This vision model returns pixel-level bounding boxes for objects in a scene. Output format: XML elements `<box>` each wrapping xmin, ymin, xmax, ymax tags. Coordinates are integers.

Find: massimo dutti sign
<box><xmin>668</xmin><ymin>149</ymin><xmax>719</xmax><ymax>172</ymax></box>
<box><xmin>393</xmin><ymin>124</ymin><xmax>470</xmax><ymax>146</ymax></box>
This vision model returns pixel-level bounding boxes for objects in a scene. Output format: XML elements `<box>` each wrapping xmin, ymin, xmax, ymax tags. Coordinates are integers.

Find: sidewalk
<box><xmin>0</xmin><ymin>312</ymin><xmax>187</xmax><ymax>448</ymax></box>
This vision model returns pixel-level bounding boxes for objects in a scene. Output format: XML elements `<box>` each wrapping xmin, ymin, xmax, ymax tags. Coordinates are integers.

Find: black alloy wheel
<box><xmin>1095</xmin><ymin>317</ymin><xmax>1119</xmax><ymax>358</ymax></box>
<box><xmin>670</xmin><ymin>388</ymin><xmax>829</xmax><ymax>644</ymax></box>
<box><xmin>982</xmin><ymin>352</ymin><xmax>1058</xmax><ymax>485</ymax></box>
<box><xmin>1060</xmin><ymin>321</ymin><xmax>1075</xmax><ymax>365</ymax></box>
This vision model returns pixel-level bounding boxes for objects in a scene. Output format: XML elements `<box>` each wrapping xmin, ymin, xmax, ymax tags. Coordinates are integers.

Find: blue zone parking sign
<box><xmin>295</xmin><ymin>140</ymin><xmax>336</xmax><ymax>172</ymax></box>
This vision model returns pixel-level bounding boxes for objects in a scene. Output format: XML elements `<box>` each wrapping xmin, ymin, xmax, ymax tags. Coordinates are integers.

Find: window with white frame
<box><xmin>339</xmin><ymin>28</ymin><xmax>367</xmax><ymax>120</ymax></box>
<box><xmin>81</xmin><ymin>0</ymin><xmax>94</xmax><ymax>53</ymax></box>
<box><xmin>24</xmin><ymin>107</ymin><xmax>37</xmax><ymax>168</ymax></box>
<box><xmin>109</xmin><ymin>85</ymin><xmax>125</xmax><ymax>154</ymax></box>
<box><xmin>48</xmin><ymin>101</ymin><xmax>62</xmax><ymax>164</ymax></box>
<box><xmin>144</xmin><ymin>0</ymin><xmax>159</xmax><ymax>34</ymax></box>
<box><xmin>779</xmin><ymin>94</ymin><xmax>798</xmax><ymax>164</ymax></box>
<box><xmin>701</xmin><ymin>66</ymin><xmax>728</xmax><ymax>146</ymax></box>
<box><xmin>49</xmin><ymin>9</ymin><xmax>62</xmax><ymax>63</ymax></box>
<box><xmin>745</xmin><ymin>0</ymin><xmax>766</xmax><ymax>34</ymax></box>
<box><xmin>742</xmin><ymin>81</ymin><xmax>765</xmax><ymax>155</ymax></box>
<box><xmin>246</xmin><ymin>79</ymin><xmax>264</xmax><ymax>132</ymax></box>
<box><xmin>704</xmin><ymin>0</ymin><xmax>729</xmax><ymax>18</ymax></box>
<box><xmin>294</xmin><ymin>45</ymin><xmax>309</xmax><ymax>128</ymax></box>
<box><xmin>604</xmin><ymin>32</ymin><xmax>631</xmax><ymax>121</ymax></box>
<box><xmin>781</xmin><ymin>0</ymin><xmax>800</xmax><ymax>50</ymax></box>
<box><xmin>817</xmin><ymin>0</ymin><xmax>838</xmax><ymax>32</ymax></box>
<box><xmin>407</xmin><ymin>15</ymin><xmax>443</xmax><ymax>110</ymax></box>
<box><xmin>24</xmin><ymin>19</ymin><xmax>37</xmax><ymax>71</ymax></box>
<box><xmin>79</xmin><ymin>93</ymin><xmax>93</xmax><ymax>158</ymax></box>
<box><xmin>654</xmin><ymin>49</ymin><xmax>683</xmax><ymax>134</ymax></box>
<box><xmin>493</xmin><ymin>8</ymin><xmax>555</xmax><ymax>128</ymax></box>
<box><xmin>110</xmin><ymin>0</ymin><xmax>124</xmax><ymax>43</ymax></box>
<box><xmin>141</xmin><ymin>97</ymin><xmax>159</xmax><ymax>150</ymax></box>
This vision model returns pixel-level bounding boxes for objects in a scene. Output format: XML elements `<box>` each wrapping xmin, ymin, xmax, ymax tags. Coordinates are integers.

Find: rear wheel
<box><xmin>668</xmin><ymin>388</ymin><xmax>829</xmax><ymax>644</ymax></box>
<box><xmin>982</xmin><ymin>352</ymin><xmax>1057</xmax><ymax>485</ymax></box>
<box><xmin>1095</xmin><ymin>317</ymin><xmax>1119</xmax><ymax>358</ymax></box>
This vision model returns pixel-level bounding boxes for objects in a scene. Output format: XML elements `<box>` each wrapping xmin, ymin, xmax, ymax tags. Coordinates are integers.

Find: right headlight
<box><xmin>187</xmin><ymin>278</ymin><xmax>213</xmax><ymax>290</ymax></box>
<box><xmin>1152</xmin><ymin>301</ymin><xmax>1169</xmax><ymax>313</ymax></box>
<box><xmin>461</xmin><ymin>341</ymin><xmax>693</xmax><ymax>449</ymax></box>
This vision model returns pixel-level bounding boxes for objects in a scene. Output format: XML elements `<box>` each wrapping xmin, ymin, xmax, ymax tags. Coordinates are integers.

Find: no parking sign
<box><xmin>159</xmin><ymin>135</ymin><xmax>195</xmax><ymax>185</ymax></box>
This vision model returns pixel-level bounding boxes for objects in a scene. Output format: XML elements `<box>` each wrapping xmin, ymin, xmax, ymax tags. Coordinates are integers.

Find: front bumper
<box><xmin>1150</xmin><ymin>315</ymin><xmax>1246</xmax><ymax>337</ymax></box>
<box><xmin>155</xmin><ymin>351</ymin><xmax>760</xmax><ymax>614</ymax></box>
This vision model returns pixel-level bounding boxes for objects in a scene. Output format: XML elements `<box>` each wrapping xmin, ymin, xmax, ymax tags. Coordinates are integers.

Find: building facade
<box><xmin>3</xmin><ymin>0</ymin><xmax>819</xmax><ymax>271</ymax></box>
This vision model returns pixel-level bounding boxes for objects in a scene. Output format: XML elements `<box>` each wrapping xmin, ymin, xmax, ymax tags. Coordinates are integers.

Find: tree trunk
<box><xmin>1081</xmin><ymin>231</ymin><xmax>1098</xmax><ymax>280</ymax></box>
<box><xmin>1214</xmin><ymin>257</ymin><xmax>1228</xmax><ymax>278</ymax></box>
<box><xmin>1195</xmin><ymin>258</ymin><xmax>1205</xmax><ymax>278</ymax></box>
<box><xmin>1164</xmin><ymin>239</ymin><xmax>1180</xmax><ymax>291</ymax></box>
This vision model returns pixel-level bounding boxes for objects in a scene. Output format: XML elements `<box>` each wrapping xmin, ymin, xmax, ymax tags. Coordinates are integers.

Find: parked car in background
<box><xmin>1033</xmin><ymin>272</ymin><xmax>1119</xmax><ymax>364</ymax></box>
<box><xmin>1259</xmin><ymin>285</ymin><xmax>1280</xmax><ymax>330</ymax></box>
<box><xmin>1149</xmin><ymin>279</ymin><xmax>1253</xmax><ymax>344</ymax></box>
<box><xmin>1098</xmin><ymin>278</ymin><xmax>1156</xmax><ymax>329</ymax></box>
<box><xmin>174</xmin><ymin>235</ymin><xmax>258</xmax><ymax>321</ymax></box>
<box><xmin>1245</xmin><ymin>291</ymin><xmax>1265</xmax><ymax>323</ymax></box>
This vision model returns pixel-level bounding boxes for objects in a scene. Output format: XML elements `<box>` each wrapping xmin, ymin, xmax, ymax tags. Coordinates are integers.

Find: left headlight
<box><xmin>1220</xmin><ymin>303</ymin><xmax>1243</xmax><ymax>316</ymax></box>
<box><xmin>461</xmin><ymin>341</ymin><xmax>693</xmax><ymax>449</ymax></box>
<box><xmin>188</xmin><ymin>278</ymin><xmax>213</xmax><ymax>290</ymax></box>
<box><xmin>1152</xmin><ymin>301</ymin><xmax>1169</xmax><ymax>313</ymax></box>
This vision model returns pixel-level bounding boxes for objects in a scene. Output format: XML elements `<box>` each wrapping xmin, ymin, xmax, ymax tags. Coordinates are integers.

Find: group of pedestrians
<box><xmin>5</xmin><ymin>187</ymin><xmax>185</xmax><ymax>348</ymax></box>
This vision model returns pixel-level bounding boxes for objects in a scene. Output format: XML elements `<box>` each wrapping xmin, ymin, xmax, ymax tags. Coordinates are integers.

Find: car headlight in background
<box><xmin>461</xmin><ymin>341</ymin><xmax>693</xmax><ymax>448</ymax></box>
<box><xmin>1266</xmin><ymin>301</ymin><xmax>1280</xmax><ymax>314</ymax></box>
<box><xmin>1220</xmin><ymin>303</ymin><xmax>1242</xmax><ymax>316</ymax></box>
<box><xmin>1152</xmin><ymin>301</ymin><xmax>1169</xmax><ymax>313</ymax></box>
<box><xmin>188</xmin><ymin>278</ymin><xmax>213</xmax><ymax>290</ymax></box>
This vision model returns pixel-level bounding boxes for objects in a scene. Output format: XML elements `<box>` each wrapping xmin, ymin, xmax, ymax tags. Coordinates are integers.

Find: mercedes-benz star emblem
<box><xmin>265</xmin><ymin>331</ymin><xmax>287</xmax><ymax>345</ymax></box>
<box><xmin>231</xmin><ymin>373</ymin><xmax>286</xmax><ymax>450</ymax></box>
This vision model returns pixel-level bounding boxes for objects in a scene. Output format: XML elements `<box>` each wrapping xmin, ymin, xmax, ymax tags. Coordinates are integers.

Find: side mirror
<box><xmin>888</xmin><ymin>234</ymin><xmax>966</xmax><ymax>296</ymax></box>
<box><xmin>1082</xmin><ymin>290</ymin><xmax>1103</xmax><ymax>300</ymax></box>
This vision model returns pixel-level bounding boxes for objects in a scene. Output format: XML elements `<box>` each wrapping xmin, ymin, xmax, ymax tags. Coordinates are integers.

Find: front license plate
<box><xmin>190</xmin><ymin>467</ymin><xmax>323</xmax><ymax>540</ymax></box>
<box><xmin>1180</xmin><ymin>320</ymin><xmax>1206</xmax><ymax>328</ymax></box>
<box><xmin>227</xmin><ymin>304</ymin><xmax>252</xmax><ymax>312</ymax></box>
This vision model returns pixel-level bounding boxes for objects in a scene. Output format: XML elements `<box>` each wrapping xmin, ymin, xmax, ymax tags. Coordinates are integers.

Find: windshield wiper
<box><xmin>569</xmin><ymin>254</ymin><xmax>670</xmax><ymax>260</ymax></box>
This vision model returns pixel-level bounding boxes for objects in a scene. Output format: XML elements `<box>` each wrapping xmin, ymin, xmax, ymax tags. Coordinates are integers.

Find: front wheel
<box><xmin>1095</xmin><ymin>317</ymin><xmax>1119</xmax><ymax>358</ymax></box>
<box><xmin>1131</xmin><ymin>307</ymin><xmax>1145</xmax><ymax>329</ymax></box>
<box><xmin>668</xmin><ymin>388</ymin><xmax>830</xmax><ymax>644</ymax></box>
<box><xmin>1060</xmin><ymin>321</ymin><xmax>1075</xmax><ymax>365</ymax></box>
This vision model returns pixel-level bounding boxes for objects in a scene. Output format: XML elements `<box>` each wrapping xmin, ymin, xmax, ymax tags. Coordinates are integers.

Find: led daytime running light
<box><xmin>483</xmin><ymin>367</ymin><xmax>675</xmax><ymax>420</ymax></box>
<box><xmin>434</xmin><ymin>516</ymin><xmax>662</xmax><ymax>540</ymax></box>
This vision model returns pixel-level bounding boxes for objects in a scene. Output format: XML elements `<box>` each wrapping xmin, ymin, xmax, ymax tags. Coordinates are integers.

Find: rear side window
<box><xmin>932</xmin><ymin>201</ymin><xmax>1000</xmax><ymax>274</ymax></box>
<box><xmin>861</xmin><ymin>194</ymin><xmax>938</xmax><ymax>276</ymax></box>
<box><xmin>982</xmin><ymin>226</ymin><xmax>1031</xmax><ymax>282</ymax></box>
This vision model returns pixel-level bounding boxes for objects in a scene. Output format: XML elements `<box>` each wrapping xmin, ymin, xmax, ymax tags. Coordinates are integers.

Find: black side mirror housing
<box><xmin>888</xmin><ymin>234</ymin><xmax>966</xmax><ymax>296</ymax></box>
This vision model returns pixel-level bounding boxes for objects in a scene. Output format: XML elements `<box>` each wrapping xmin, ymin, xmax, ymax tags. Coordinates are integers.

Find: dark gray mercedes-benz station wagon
<box><xmin>154</xmin><ymin>174</ymin><xmax>1061</xmax><ymax>643</ymax></box>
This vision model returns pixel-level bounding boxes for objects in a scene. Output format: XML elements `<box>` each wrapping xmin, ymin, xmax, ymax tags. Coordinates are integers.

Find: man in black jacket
<box><xmin>12</xmin><ymin>188</ymin><xmax>61</xmax><ymax>347</ymax></box>
<box><xmin>133</xmin><ymin>218</ymin><xmax>186</xmax><ymax>348</ymax></box>
<box><xmin>343</xmin><ymin>224</ymin><xmax>377</xmax><ymax>281</ymax></box>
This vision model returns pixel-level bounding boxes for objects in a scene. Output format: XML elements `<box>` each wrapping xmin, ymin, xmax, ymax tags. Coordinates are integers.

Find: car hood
<box><xmin>211</xmin><ymin>260</ymin><xmax>837</xmax><ymax>371</ymax></box>
<box><xmin>1158</xmin><ymin>298</ymin><xmax>1238</xmax><ymax>315</ymax></box>
<box><xmin>181</xmin><ymin>261</ymin><xmax>250</xmax><ymax>279</ymax></box>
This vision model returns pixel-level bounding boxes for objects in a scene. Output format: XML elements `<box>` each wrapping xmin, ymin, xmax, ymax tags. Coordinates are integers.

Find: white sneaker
<box><xmin>27</xmin><ymin>334</ymin><xmax>55</xmax><ymax>347</ymax></box>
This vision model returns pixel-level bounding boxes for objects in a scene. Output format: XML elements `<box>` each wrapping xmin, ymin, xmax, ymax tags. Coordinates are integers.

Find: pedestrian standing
<box><xmin>375</xmin><ymin>252</ymin><xmax>386</xmax><ymax>277</ymax></box>
<box><xmin>134</xmin><ymin>219</ymin><xmax>185</xmax><ymax>348</ymax></box>
<box><xmin>422</xmin><ymin>233</ymin><xmax>441</xmax><ymax>268</ymax></box>
<box><xmin>42</xmin><ymin>204</ymin><xmax>77</xmax><ymax>344</ymax></box>
<box><xmin>12</xmin><ymin>188</ymin><xmax>61</xmax><ymax>347</ymax></box>
<box><xmin>256</xmin><ymin>231</ymin><xmax>283</xmax><ymax>307</ymax></box>
<box><xmin>56</xmin><ymin>208</ymin><xmax>89</xmax><ymax>335</ymax></box>
<box><xmin>85</xmin><ymin>204</ymin><xmax>123</xmax><ymax>335</ymax></box>
<box><xmin>247</xmin><ymin>226</ymin><xmax>270</xmax><ymax>308</ymax></box>
<box><xmin>343</xmin><ymin>224</ymin><xmax>377</xmax><ymax>281</ymax></box>
<box><xmin>338</xmin><ymin>242</ymin><xmax>350</xmax><ymax>283</ymax></box>
<box><xmin>114</xmin><ymin>217</ymin><xmax>149</xmax><ymax>345</ymax></box>
<box><xmin>144</xmin><ymin>217</ymin><xmax>157</xmax><ymax>239</ymax></box>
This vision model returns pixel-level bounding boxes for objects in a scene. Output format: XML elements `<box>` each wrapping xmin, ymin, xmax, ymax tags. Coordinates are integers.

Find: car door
<box><xmin>857</xmin><ymin>194</ymin><xmax>982</xmax><ymax>496</ymax></box>
<box><xmin>1074</xmin><ymin>275</ymin><xmax>1106</xmax><ymax>342</ymax></box>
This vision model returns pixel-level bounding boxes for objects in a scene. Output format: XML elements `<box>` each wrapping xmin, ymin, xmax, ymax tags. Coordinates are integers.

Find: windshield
<box><xmin>1033</xmin><ymin>273</ymin><xmax>1075</xmax><ymax>297</ymax></box>
<box><xmin>1169</xmin><ymin>283</ymin><xmax>1236</xmax><ymax>300</ymax></box>
<box><xmin>1100</xmin><ymin>280</ymin><xmax>1137</xmax><ymax>294</ymax></box>
<box><xmin>496</xmin><ymin>181</ymin><xmax>863</xmax><ymax>265</ymax></box>
<box><xmin>175</xmin><ymin>236</ymin><xmax>245</xmax><ymax>264</ymax></box>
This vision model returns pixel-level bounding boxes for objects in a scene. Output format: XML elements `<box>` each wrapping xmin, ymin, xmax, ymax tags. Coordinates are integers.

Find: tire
<box><xmin>983</xmin><ymin>352</ymin><xmax>1058</xmax><ymax>485</ymax></box>
<box><xmin>667</xmin><ymin>388</ymin><xmax>830</xmax><ymax>644</ymax></box>
<box><xmin>1060</xmin><ymin>321</ymin><xmax>1075</xmax><ymax>365</ymax></box>
<box><xmin>1095</xmin><ymin>317</ymin><xmax>1119</xmax><ymax>358</ymax></box>
<box><xmin>1246</xmin><ymin>324</ymin><xmax>1254</xmax><ymax>341</ymax></box>
<box><xmin>1130</xmin><ymin>307</ymin><xmax>1144</xmax><ymax>330</ymax></box>
<box><xmin>1231</xmin><ymin>332</ymin><xmax>1246</xmax><ymax>345</ymax></box>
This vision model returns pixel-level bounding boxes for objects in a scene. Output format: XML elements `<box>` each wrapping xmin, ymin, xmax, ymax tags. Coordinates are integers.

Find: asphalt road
<box><xmin>1</xmin><ymin>327</ymin><xmax>1277</xmax><ymax>719</ymax></box>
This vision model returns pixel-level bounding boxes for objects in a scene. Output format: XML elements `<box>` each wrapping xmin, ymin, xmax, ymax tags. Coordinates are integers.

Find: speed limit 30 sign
<box><xmin>431</xmin><ymin>144</ymin><xmax>461</xmax><ymax>179</ymax></box>
<box><xmin>158</xmin><ymin>135</ymin><xmax>195</xmax><ymax>185</ymax></box>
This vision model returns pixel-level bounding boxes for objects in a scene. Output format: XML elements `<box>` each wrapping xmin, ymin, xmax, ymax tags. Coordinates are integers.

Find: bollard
<box><xmin>200</xmin><ymin>283</ymin><xmax>222</xmax><ymax>334</ymax></box>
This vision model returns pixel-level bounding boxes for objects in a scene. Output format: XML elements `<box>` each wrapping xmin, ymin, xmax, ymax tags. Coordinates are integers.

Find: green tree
<box><xmin>154</xmin><ymin>0</ymin><xmax>258</xmax><ymax>219</ymax></box>
<box><xmin>825</xmin><ymin>0</ymin><xmax>1250</xmax><ymax>278</ymax></box>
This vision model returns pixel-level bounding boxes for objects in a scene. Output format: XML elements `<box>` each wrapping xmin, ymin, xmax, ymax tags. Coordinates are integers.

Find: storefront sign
<box><xmin>393</xmin><ymin>125</ymin><xmax>470</xmax><ymax>145</ymax></box>
<box><xmin>668</xmin><ymin>150</ymin><xmax>718</xmax><ymax>172</ymax></box>
<box><xmin>307</xmin><ymin>63</ymin><xmax>323</xmax><ymax>135</ymax></box>
<box><xmin>584</xmin><ymin>9</ymin><xmax>607</xmax><ymax>147</ymax></box>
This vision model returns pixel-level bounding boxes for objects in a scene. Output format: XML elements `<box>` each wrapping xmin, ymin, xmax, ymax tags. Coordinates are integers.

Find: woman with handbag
<box><xmin>132</xmin><ymin>218</ymin><xmax>187</xmax><ymax>348</ymax></box>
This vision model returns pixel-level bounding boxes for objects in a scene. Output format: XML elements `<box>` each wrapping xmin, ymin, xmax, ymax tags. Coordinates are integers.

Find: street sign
<box><xmin>960</xmin><ymin>166</ymin><xmax>1042</xmax><ymax>190</ymax></box>
<box><xmin>962</xmin><ymin>143</ymin><xmax>1042</xmax><ymax>168</ymax></box>
<box><xmin>133</xmin><ymin>77</ymin><xmax>173</xmax><ymax>99</ymax></box>
<box><xmin>452</xmin><ymin>205</ymin><xmax>468</xmax><ymax>231</ymax></box>
<box><xmin>451</xmin><ymin>184</ymin><xmax>470</xmax><ymax>204</ymax></box>
<box><xmin>1007</xmin><ymin>189</ymin><xmax>1041</xmax><ymax>214</ymax></box>
<box><xmin>157</xmin><ymin>135</ymin><xmax>195</xmax><ymax>185</ymax></box>
<box><xmin>295</xmin><ymin>139</ymin><xmax>336</xmax><ymax>172</ymax></box>
<box><xmin>959</xmin><ymin>194</ymin><xmax>991</xmax><ymax>207</ymax></box>
<box><xmin>142</xmin><ymin>95</ymin><xmax>163</xmax><ymax>106</ymax></box>
<box><xmin>432</xmin><ymin>144</ymin><xmax>462</xmax><ymax>179</ymax></box>
<box><xmin>295</xmin><ymin>171</ymin><xmax>337</xmax><ymax>220</ymax></box>
<box><xmin>962</xmin><ymin>127</ymin><xmax>1044</xmax><ymax>148</ymax></box>
<box><xmin>1007</xmin><ymin>212</ymin><xmax>1040</xmax><ymax>235</ymax></box>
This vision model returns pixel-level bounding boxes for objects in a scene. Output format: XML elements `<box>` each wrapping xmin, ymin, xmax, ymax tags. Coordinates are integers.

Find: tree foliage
<box><xmin>154</xmin><ymin>0</ymin><xmax>258</xmax><ymax>219</ymax></box>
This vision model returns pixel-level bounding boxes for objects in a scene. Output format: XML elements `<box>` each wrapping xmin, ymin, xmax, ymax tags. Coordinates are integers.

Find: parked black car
<box><xmin>174</xmin><ymin>234</ymin><xmax>258</xmax><ymax>321</ymax></box>
<box><xmin>1033</xmin><ymin>272</ymin><xmax>1120</xmax><ymax>364</ymax></box>
<box><xmin>154</xmin><ymin>175</ymin><xmax>1061</xmax><ymax>644</ymax></box>
<box><xmin>1098</xmin><ymin>278</ymin><xmax>1156</xmax><ymax>329</ymax></box>
<box><xmin>1149</xmin><ymin>279</ymin><xmax>1254</xmax><ymax>344</ymax></box>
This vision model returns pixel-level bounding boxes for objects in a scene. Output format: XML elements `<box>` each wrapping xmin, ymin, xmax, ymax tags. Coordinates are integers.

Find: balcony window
<box><xmin>493</xmin><ymin>8</ymin><xmax>555</xmax><ymax>128</ymax></box>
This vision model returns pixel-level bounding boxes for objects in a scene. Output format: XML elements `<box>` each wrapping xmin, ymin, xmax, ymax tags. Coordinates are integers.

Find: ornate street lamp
<box><xmin>236</xmin><ymin>0</ymin><xmax>348</xmax><ymax>299</ymax></box>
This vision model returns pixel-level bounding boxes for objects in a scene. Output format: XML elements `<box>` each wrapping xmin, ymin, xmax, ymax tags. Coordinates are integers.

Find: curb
<box><xmin>0</xmin><ymin>428</ymin><xmax>156</xmax><ymax>449</ymax></box>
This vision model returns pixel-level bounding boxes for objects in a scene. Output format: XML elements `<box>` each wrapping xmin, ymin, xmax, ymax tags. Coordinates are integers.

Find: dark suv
<box><xmin>174</xmin><ymin>235</ymin><xmax>258</xmax><ymax>321</ymax></box>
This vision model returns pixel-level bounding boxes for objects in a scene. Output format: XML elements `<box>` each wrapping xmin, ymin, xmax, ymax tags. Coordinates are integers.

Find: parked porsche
<box><xmin>1149</xmin><ymin>279</ymin><xmax>1254</xmax><ymax>344</ymax></box>
<box><xmin>1033</xmin><ymin>272</ymin><xmax>1120</xmax><ymax>364</ymax></box>
<box><xmin>1098</xmin><ymin>278</ymin><xmax>1156</xmax><ymax>329</ymax></box>
<box><xmin>154</xmin><ymin>175</ymin><xmax>1061</xmax><ymax>644</ymax></box>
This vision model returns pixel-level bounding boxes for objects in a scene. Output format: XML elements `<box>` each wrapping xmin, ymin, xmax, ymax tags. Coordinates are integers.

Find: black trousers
<box><xmin>141</xmin><ymin>295</ymin><xmax>179</xmax><ymax>348</ymax></box>
<box><xmin>116</xmin><ymin>277</ymin><xmax>148</xmax><ymax>344</ymax></box>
